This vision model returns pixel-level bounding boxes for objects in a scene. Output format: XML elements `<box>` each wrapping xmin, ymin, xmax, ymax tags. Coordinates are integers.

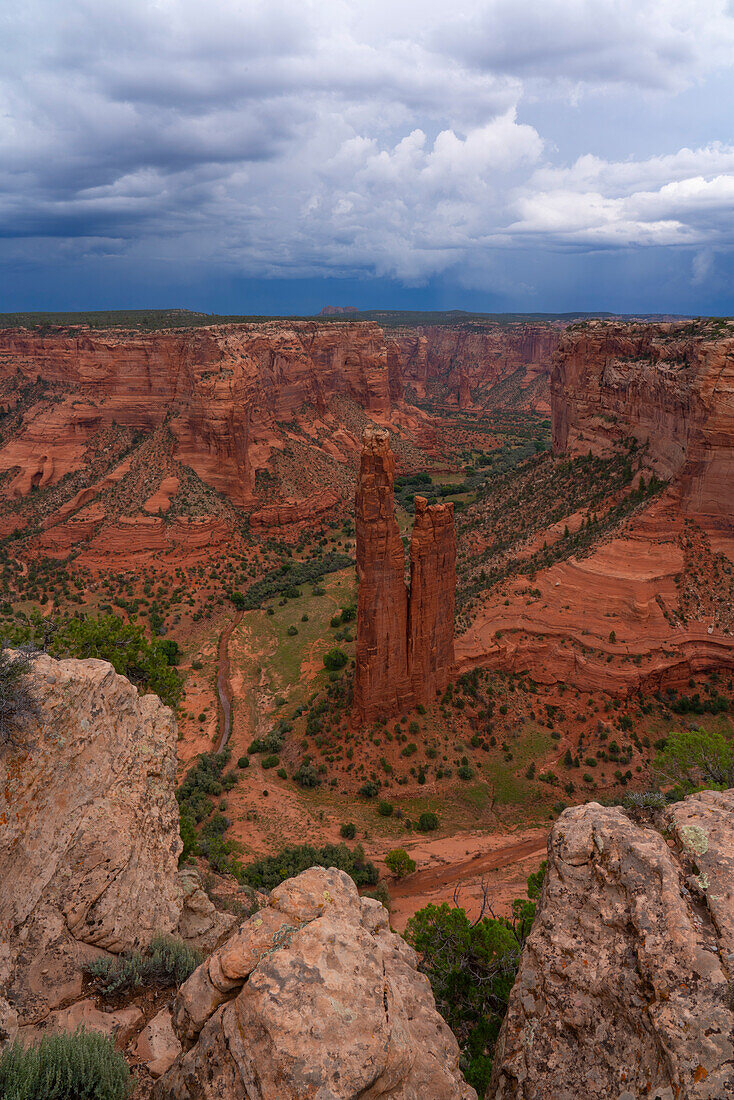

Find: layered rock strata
<box><xmin>0</xmin><ymin>321</ymin><xmax>396</xmax><ymax>508</ymax></box>
<box><xmin>394</xmin><ymin>323</ymin><xmax>563</xmax><ymax>411</ymax></box>
<box><xmin>155</xmin><ymin>866</ymin><xmax>476</xmax><ymax>1100</ymax></box>
<box><xmin>354</xmin><ymin>429</ymin><xmax>455</xmax><ymax>720</ymax></box>
<box><xmin>354</xmin><ymin>428</ymin><xmax>411</xmax><ymax>717</ymax></box>
<box><xmin>491</xmin><ymin>791</ymin><xmax>734</xmax><ymax>1100</ymax></box>
<box><xmin>551</xmin><ymin>320</ymin><xmax>734</xmax><ymax>525</ymax></box>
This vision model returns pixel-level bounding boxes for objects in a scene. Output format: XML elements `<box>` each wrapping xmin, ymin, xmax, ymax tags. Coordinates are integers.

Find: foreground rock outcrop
<box><xmin>155</xmin><ymin>865</ymin><xmax>476</xmax><ymax>1099</ymax></box>
<box><xmin>0</xmin><ymin>654</ymin><xmax>183</xmax><ymax>1025</ymax></box>
<box><xmin>355</xmin><ymin>429</ymin><xmax>456</xmax><ymax>720</ymax></box>
<box><xmin>491</xmin><ymin>791</ymin><xmax>734</xmax><ymax>1099</ymax></box>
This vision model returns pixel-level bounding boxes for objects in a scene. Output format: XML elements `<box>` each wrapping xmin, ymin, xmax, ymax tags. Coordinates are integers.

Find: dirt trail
<box><xmin>390</xmin><ymin>834</ymin><xmax>548</xmax><ymax>902</ymax></box>
<box><xmin>216</xmin><ymin>609</ymin><xmax>244</xmax><ymax>753</ymax></box>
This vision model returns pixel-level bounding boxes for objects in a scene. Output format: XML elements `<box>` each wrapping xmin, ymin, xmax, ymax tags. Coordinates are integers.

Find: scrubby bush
<box><xmin>385</xmin><ymin>848</ymin><xmax>416</xmax><ymax>878</ymax></box>
<box><xmin>340</xmin><ymin>822</ymin><xmax>356</xmax><ymax>839</ymax></box>
<box><xmin>417</xmin><ymin>811</ymin><xmax>439</xmax><ymax>832</ymax></box>
<box><xmin>295</xmin><ymin>761</ymin><xmax>320</xmax><ymax>788</ymax></box>
<box><xmin>240</xmin><ymin>843</ymin><xmax>378</xmax><ymax>890</ymax></box>
<box><xmin>359</xmin><ymin>780</ymin><xmax>379</xmax><ymax>799</ymax></box>
<box><xmin>623</xmin><ymin>790</ymin><xmax>668</xmax><ymax>811</ymax></box>
<box><xmin>377</xmin><ymin>800</ymin><xmax>394</xmax><ymax>817</ymax></box>
<box><xmin>654</xmin><ymin>727</ymin><xmax>734</xmax><ymax>790</ymax></box>
<box><xmin>323</xmin><ymin>648</ymin><xmax>348</xmax><ymax>671</ymax></box>
<box><xmin>0</xmin><ymin>1028</ymin><xmax>132</xmax><ymax>1100</ymax></box>
<box><xmin>83</xmin><ymin>934</ymin><xmax>201</xmax><ymax>997</ymax></box>
<box><xmin>0</xmin><ymin>646</ymin><xmax>37</xmax><ymax>745</ymax></box>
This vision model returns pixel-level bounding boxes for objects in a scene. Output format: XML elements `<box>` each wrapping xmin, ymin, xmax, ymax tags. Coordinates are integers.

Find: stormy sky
<box><xmin>2</xmin><ymin>0</ymin><xmax>734</xmax><ymax>314</ymax></box>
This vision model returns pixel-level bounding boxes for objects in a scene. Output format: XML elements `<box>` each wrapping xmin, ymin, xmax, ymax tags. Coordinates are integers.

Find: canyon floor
<box><xmin>2</xmin><ymin>317</ymin><xmax>733</xmax><ymax>930</ymax></box>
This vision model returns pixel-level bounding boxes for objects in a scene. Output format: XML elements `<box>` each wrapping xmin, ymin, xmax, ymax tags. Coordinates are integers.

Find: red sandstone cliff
<box><xmin>394</xmin><ymin>323</ymin><xmax>563</xmax><ymax>412</ymax></box>
<box><xmin>551</xmin><ymin>320</ymin><xmax>734</xmax><ymax>525</ymax></box>
<box><xmin>354</xmin><ymin>430</ymin><xmax>456</xmax><ymax>720</ymax></box>
<box><xmin>0</xmin><ymin>322</ymin><xmax>396</xmax><ymax>508</ymax></box>
<box><xmin>408</xmin><ymin>496</ymin><xmax>456</xmax><ymax>707</ymax></box>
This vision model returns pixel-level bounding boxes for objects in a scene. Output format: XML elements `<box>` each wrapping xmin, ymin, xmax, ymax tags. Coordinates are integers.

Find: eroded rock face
<box><xmin>354</xmin><ymin>428</ymin><xmax>411</xmax><ymax>718</ymax></box>
<box><xmin>0</xmin><ymin>654</ymin><xmax>183</xmax><ymax>1023</ymax></box>
<box><xmin>155</xmin><ymin>866</ymin><xmax>476</xmax><ymax>1100</ymax></box>
<box><xmin>354</xmin><ymin>430</ymin><xmax>456</xmax><ymax>720</ymax></box>
<box><xmin>0</xmin><ymin>321</ymin><xmax>394</xmax><ymax>507</ymax></box>
<box><xmin>394</xmin><ymin>324</ymin><xmax>563</xmax><ymax>412</ymax></box>
<box><xmin>491</xmin><ymin>792</ymin><xmax>734</xmax><ymax>1100</ymax></box>
<box><xmin>551</xmin><ymin>320</ymin><xmax>734</xmax><ymax>525</ymax></box>
<box><xmin>408</xmin><ymin>495</ymin><xmax>456</xmax><ymax>707</ymax></box>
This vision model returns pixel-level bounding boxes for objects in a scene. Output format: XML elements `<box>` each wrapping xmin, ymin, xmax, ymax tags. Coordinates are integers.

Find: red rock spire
<box><xmin>354</xmin><ymin>429</ymin><xmax>456</xmax><ymax>720</ymax></box>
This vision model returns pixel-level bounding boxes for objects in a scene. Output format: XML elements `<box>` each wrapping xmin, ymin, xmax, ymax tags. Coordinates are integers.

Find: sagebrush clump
<box><xmin>83</xmin><ymin>934</ymin><xmax>201</xmax><ymax>997</ymax></box>
<box><xmin>0</xmin><ymin>1027</ymin><xmax>132</xmax><ymax>1100</ymax></box>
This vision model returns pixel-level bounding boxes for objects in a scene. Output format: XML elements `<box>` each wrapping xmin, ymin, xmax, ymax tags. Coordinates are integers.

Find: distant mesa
<box><xmin>319</xmin><ymin>305</ymin><xmax>360</xmax><ymax>316</ymax></box>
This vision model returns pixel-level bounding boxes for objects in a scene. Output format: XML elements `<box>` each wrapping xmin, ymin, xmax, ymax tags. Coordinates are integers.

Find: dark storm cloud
<box><xmin>1</xmin><ymin>0</ymin><xmax>734</xmax><ymax>304</ymax></box>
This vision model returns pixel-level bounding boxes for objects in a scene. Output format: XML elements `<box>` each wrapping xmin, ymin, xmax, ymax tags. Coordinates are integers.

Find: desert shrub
<box><xmin>362</xmin><ymin>881</ymin><xmax>391</xmax><ymax>910</ymax></box>
<box><xmin>417</xmin><ymin>811</ymin><xmax>439</xmax><ymax>832</ymax></box>
<box><xmin>248</xmin><ymin>728</ymin><xmax>286</xmax><ymax>755</ymax></box>
<box><xmin>179</xmin><ymin>812</ymin><xmax>198</xmax><ymax>863</ymax></box>
<box><xmin>359</xmin><ymin>780</ymin><xmax>379</xmax><ymax>799</ymax></box>
<box><xmin>237</xmin><ymin>755</ymin><xmax>250</xmax><ymax>768</ymax></box>
<box><xmin>295</xmin><ymin>761</ymin><xmax>320</xmax><ymax>788</ymax></box>
<box><xmin>340</xmin><ymin>822</ymin><xmax>356</xmax><ymax>839</ymax></box>
<box><xmin>385</xmin><ymin>848</ymin><xmax>416</xmax><ymax>878</ymax></box>
<box><xmin>286</xmin><ymin>625</ymin><xmax>298</xmax><ymax>637</ymax></box>
<box><xmin>176</xmin><ymin>751</ymin><xmax>229</xmax><ymax>824</ymax></box>
<box><xmin>457</xmin><ymin>764</ymin><xmax>474</xmax><ymax>781</ymax></box>
<box><xmin>0</xmin><ymin>1028</ymin><xmax>132</xmax><ymax>1100</ymax></box>
<box><xmin>0</xmin><ymin>646</ymin><xmax>37</xmax><ymax>745</ymax></box>
<box><xmin>623</xmin><ymin>790</ymin><xmax>668</xmax><ymax>811</ymax></box>
<box><xmin>240</xmin><ymin>843</ymin><xmax>378</xmax><ymax>890</ymax></box>
<box><xmin>323</xmin><ymin>648</ymin><xmax>348</xmax><ymax>671</ymax></box>
<box><xmin>83</xmin><ymin>934</ymin><xmax>201</xmax><ymax>997</ymax></box>
<box><xmin>377</xmin><ymin>800</ymin><xmax>394</xmax><ymax>817</ymax></box>
<box><xmin>261</xmin><ymin>754</ymin><xmax>280</xmax><ymax>769</ymax></box>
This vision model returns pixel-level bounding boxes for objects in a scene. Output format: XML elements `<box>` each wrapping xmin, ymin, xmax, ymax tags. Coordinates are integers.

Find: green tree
<box><xmin>405</xmin><ymin>865</ymin><xmax>545</xmax><ymax>1094</ymax></box>
<box><xmin>385</xmin><ymin>848</ymin><xmax>416</xmax><ymax>879</ymax></box>
<box><xmin>654</xmin><ymin>728</ymin><xmax>734</xmax><ymax>791</ymax></box>
<box><xmin>6</xmin><ymin>613</ymin><xmax>181</xmax><ymax>707</ymax></box>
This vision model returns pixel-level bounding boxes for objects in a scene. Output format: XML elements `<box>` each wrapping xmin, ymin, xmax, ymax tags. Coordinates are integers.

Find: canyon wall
<box><xmin>0</xmin><ymin>321</ymin><xmax>396</xmax><ymax>507</ymax></box>
<box><xmin>354</xmin><ymin>428</ymin><xmax>455</xmax><ymax>720</ymax></box>
<box><xmin>491</xmin><ymin>792</ymin><xmax>734</xmax><ymax>1099</ymax></box>
<box><xmin>551</xmin><ymin>320</ymin><xmax>734</xmax><ymax>524</ymax></box>
<box><xmin>394</xmin><ymin>323</ymin><xmax>563</xmax><ymax>411</ymax></box>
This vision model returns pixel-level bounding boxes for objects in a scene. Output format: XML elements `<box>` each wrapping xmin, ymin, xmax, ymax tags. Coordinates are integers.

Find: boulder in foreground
<box><xmin>155</xmin><ymin>865</ymin><xmax>477</xmax><ymax>1100</ymax></box>
<box><xmin>491</xmin><ymin>791</ymin><xmax>734</xmax><ymax>1099</ymax></box>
